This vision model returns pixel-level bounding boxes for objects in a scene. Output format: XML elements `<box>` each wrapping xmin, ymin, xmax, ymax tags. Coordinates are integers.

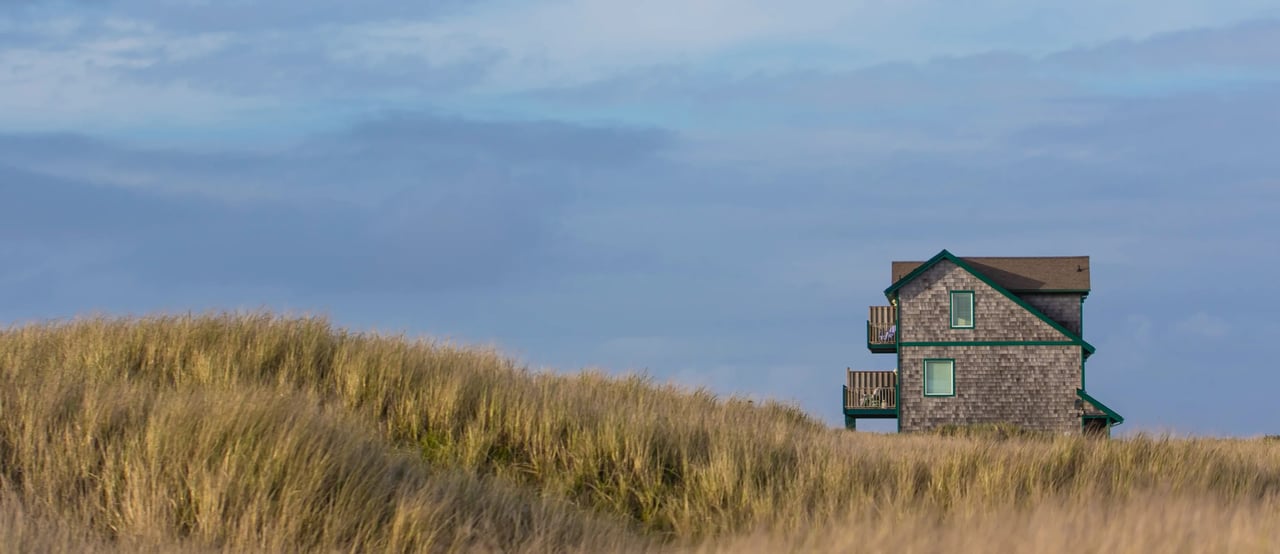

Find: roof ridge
<box><xmin>894</xmin><ymin>255</ymin><xmax>1088</xmax><ymax>262</ymax></box>
<box><xmin>891</xmin><ymin>254</ymin><xmax>1090</xmax><ymax>292</ymax></box>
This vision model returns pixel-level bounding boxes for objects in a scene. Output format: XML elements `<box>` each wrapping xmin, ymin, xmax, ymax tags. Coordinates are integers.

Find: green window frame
<box><xmin>950</xmin><ymin>290</ymin><xmax>974</xmax><ymax>329</ymax></box>
<box><xmin>923</xmin><ymin>359</ymin><xmax>955</xmax><ymax>397</ymax></box>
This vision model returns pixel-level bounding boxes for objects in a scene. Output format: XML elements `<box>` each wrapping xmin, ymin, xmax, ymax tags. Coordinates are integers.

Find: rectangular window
<box><xmin>923</xmin><ymin>359</ymin><xmax>955</xmax><ymax>396</ymax></box>
<box><xmin>950</xmin><ymin>291</ymin><xmax>974</xmax><ymax>328</ymax></box>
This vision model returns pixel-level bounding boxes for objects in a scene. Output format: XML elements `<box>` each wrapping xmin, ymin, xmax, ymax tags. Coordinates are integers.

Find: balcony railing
<box><xmin>867</xmin><ymin>305</ymin><xmax>896</xmax><ymax>352</ymax></box>
<box><xmin>844</xmin><ymin>369</ymin><xmax>897</xmax><ymax>410</ymax></box>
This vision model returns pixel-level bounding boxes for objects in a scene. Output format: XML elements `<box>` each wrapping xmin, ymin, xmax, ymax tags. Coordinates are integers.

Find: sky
<box><xmin>3</xmin><ymin>1</ymin><xmax>1279</xmax><ymax>436</ymax></box>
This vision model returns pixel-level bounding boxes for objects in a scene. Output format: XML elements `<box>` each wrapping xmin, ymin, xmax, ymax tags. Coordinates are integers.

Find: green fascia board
<box><xmin>843</xmin><ymin>408</ymin><xmax>898</xmax><ymax>418</ymax></box>
<box><xmin>899</xmin><ymin>340</ymin><xmax>1080</xmax><ymax>347</ymax></box>
<box><xmin>882</xmin><ymin>249</ymin><xmax>1096</xmax><ymax>356</ymax></box>
<box><xmin>1081</xmin><ymin>356</ymin><xmax>1086</xmax><ymax>390</ymax></box>
<box><xmin>895</xmin><ymin>301</ymin><xmax>902</xmax><ymax>433</ymax></box>
<box><xmin>1077</xmin><ymin>389</ymin><xmax>1124</xmax><ymax>425</ymax></box>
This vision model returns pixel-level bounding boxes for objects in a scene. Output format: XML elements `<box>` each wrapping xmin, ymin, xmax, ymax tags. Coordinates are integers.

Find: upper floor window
<box><xmin>950</xmin><ymin>291</ymin><xmax>974</xmax><ymax>328</ymax></box>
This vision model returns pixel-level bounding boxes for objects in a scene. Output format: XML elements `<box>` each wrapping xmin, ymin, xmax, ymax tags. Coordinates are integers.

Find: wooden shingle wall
<box><xmin>898</xmin><ymin>345</ymin><xmax>1082</xmax><ymax>433</ymax></box>
<box><xmin>1018</xmin><ymin>293</ymin><xmax>1083</xmax><ymax>336</ymax></box>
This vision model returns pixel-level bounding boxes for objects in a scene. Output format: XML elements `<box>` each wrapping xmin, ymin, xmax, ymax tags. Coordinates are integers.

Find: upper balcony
<box><xmin>867</xmin><ymin>305</ymin><xmax>896</xmax><ymax>353</ymax></box>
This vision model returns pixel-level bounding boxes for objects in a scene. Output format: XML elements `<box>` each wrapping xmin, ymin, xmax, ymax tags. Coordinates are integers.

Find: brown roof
<box><xmin>891</xmin><ymin>256</ymin><xmax>1090</xmax><ymax>292</ymax></box>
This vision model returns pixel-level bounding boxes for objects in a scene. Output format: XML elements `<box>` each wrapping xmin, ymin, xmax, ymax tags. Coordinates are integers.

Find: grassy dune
<box><xmin>0</xmin><ymin>313</ymin><xmax>1276</xmax><ymax>552</ymax></box>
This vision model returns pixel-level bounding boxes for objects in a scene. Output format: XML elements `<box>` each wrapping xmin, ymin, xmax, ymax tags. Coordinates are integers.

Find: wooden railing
<box><xmin>845</xmin><ymin>369</ymin><xmax>897</xmax><ymax>409</ymax></box>
<box><xmin>867</xmin><ymin>305</ymin><xmax>896</xmax><ymax>346</ymax></box>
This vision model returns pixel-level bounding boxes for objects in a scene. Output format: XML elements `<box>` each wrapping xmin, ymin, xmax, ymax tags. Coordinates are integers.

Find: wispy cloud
<box><xmin>1173</xmin><ymin>313</ymin><xmax>1231</xmax><ymax>340</ymax></box>
<box><xmin>0</xmin><ymin>112</ymin><xmax>671</xmax><ymax>301</ymax></box>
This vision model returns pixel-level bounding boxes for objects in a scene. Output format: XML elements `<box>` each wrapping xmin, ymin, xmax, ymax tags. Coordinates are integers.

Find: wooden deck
<box><xmin>844</xmin><ymin>369</ymin><xmax>897</xmax><ymax>411</ymax></box>
<box><xmin>867</xmin><ymin>305</ymin><xmax>896</xmax><ymax>353</ymax></box>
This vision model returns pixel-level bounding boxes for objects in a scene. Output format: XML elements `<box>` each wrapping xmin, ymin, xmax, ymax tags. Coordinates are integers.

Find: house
<box><xmin>843</xmin><ymin>249</ymin><xmax>1124</xmax><ymax>437</ymax></box>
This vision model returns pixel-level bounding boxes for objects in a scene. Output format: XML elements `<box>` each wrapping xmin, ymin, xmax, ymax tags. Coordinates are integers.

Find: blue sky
<box><xmin>3</xmin><ymin>1</ymin><xmax>1279</xmax><ymax>435</ymax></box>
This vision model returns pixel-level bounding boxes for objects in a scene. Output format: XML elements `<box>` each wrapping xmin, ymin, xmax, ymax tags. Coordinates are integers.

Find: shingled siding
<box><xmin>1018</xmin><ymin>293</ymin><xmax>1083</xmax><ymax>336</ymax></box>
<box><xmin>898</xmin><ymin>260</ymin><xmax>1066</xmax><ymax>342</ymax></box>
<box><xmin>899</xmin><ymin>345</ymin><xmax>1083</xmax><ymax>433</ymax></box>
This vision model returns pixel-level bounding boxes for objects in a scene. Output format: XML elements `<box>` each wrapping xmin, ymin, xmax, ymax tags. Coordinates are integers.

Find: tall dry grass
<box><xmin>700</xmin><ymin>494</ymin><xmax>1280</xmax><ymax>554</ymax></box>
<box><xmin>0</xmin><ymin>312</ymin><xmax>1277</xmax><ymax>552</ymax></box>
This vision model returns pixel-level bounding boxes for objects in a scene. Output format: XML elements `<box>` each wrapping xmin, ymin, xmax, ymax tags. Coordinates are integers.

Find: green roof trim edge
<box><xmin>1077</xmin><ymin>389</ymin><xmax>1124</xmax><ymax>426</ymax></box>
<box><xmin>882</xmin><ymin>249</ymin><xmax>1096</xmax><ymax>356</ymax></box>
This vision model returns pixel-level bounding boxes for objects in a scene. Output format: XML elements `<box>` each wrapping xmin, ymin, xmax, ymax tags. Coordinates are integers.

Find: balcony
<box><xmin>843</xmin><ymin>369</ymin><xmax>897</xmax><ymax>421</ymax></box>
<box><xmin>867</xmin><ymin>305</ymin><xmax>896</xmax><ymax>353</ymax></box>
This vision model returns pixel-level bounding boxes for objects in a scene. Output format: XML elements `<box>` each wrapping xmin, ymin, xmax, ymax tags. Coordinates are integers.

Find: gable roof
<box><xmin>892</xmin><ymin>256</ymin><xmax>1090</xmax><ymax>292</ymax></box>
<box><xmin>1078</xmin><ymin>389</ymin><xmax>1124</xmax><ymax>426</ymax></box>
<box><xmin>884</xmin><ymin>249</ymin><xmax>1095</xmax><ymax>356</ymax></box>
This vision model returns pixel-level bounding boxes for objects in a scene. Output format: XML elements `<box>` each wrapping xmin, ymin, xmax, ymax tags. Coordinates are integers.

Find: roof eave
<box><xmin>1078</xmin><ymin>389</ymin><xmax>1124</xmax><ymax>425</ymax></box>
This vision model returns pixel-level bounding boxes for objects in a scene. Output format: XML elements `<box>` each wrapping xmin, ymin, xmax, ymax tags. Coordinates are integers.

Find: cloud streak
<box><xmin>0</xmin><ymin>113</ymin><xmax>671</xmax><ymax>299</ymax></box>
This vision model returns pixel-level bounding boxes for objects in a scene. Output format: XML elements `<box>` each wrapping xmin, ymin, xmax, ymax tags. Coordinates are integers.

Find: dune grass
<box><xmin>0</xmin><ymin>312</ymin><xmax>1277</xmax><ymax>552</ymax></box>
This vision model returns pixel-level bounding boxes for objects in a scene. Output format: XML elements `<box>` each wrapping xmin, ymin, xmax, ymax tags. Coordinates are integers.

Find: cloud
<box><xmin>124</xmin><ymin>31</ymin><xmax>499</xmax><ymax>97</ymax></box>
<box><xmin>322</xmin><ymin>2</ymin><xmax>1280</xmax><ymax>91</ymax></box>
<box><xmin>0</xmin><ymin>168</ymin><xmax>536</xmax><ymax>295</ymax></box>
<box><xmin>1173</xmin><ymin>313</ymin><xmax>1230</xmax><ymax>339</ymax></box>
<box><xmin>1011</xmin><ymin>85</ymin><xmax>1280</xmax><ymax>165</ymax></box>
<box><xmin>0</xmin><ymin>112</ymin><xmax>671</xmax><ymax>297</ymax></box>
<box><xmin>1047</xmin><ymin>19</ymin><xmax>1280</xmax><ymax>73</ymax></box>
<box><xmin>5</xmin><ymin>5</ymin><xmax>1280</xmax><ymax>133</ymax></box>
<box><xmin>515</xmin><ymin>18</ymin><xmax>1280</xmax><ymax>149</ymax></box>
<box><xmin>329</xmin><ymin>112</ymin><xmax>671</xmax><ymax>168</ymax></box>
<box><xmin>0</xmin><ymin>1</ymin><xmax>470</xmax><ymax>33</ymax></box>
<box><xmin>0</xmin><ymin>112</ymin><xmax>672</xmax><ymax>200</ymax></box>
<box><xmin>0</xmin><ymin>26</ymin><xmax>270</xmax><ymax>131</ymax></box>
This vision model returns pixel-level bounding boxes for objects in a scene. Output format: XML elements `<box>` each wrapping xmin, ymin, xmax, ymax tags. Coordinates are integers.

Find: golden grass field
<box><xmin>0</xmin><ymin>313</ymin><xmax>1276</xmax><ymax>552</ymax></box>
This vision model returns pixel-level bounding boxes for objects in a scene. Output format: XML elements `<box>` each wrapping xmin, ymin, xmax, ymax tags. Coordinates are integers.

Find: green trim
<box><xmin>841</xmin><ymin>385</ymin><xmax>846</xmax><ymax>426</ymax></box>
<box><xmin>899</xmin><ymin>340</ymin><xmax>1080</xmax><ymax>347</ymax></box>
<box><xmin>923</xmin><ymin>358</ymin><xmax>956</xmax><ymax>397</ymax></box>
<box><xmin>883</xmin><ymin>249</ymin><xmax>1096</xmax><ymax>357</ymax></box>
<box><xmin>949</xmin><ymin>290</ymin><xmax>975</xmax><ymax>329</ymax></box>
<box><xmin>895</xmin><ymin>301</ymin><xmax>902</xmax><ymax>433</ymax></box>
<box><xmin>1081</xmin><ymin>356</ymin><xmax>1086</xmax><ymax>390</ymax></box>
<box><xmin>1077</xmin><ymin>389</ymin><xmax>1124</xmax><ymax>425</ymax></box>
<box><xmin>843</xmin><ymin>408</ymin><xmax>898</xmax><ymax>418</ymax></box>
<box><xmin>1080</xmin><ymin>296</ymin><xmax>1086</xmax><ymax>388</ymax></box>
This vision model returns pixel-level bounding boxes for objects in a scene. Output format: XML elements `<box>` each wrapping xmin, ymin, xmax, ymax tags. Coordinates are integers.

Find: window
<box><xmin>950</xmin><ymin>291</ymin><xmax>974</xmax><ymax>328</ymax></box>
<box><xmin>923</xmin><ymin>359</ymin><xmax>955</xmax><ymax>396</ymax></box>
